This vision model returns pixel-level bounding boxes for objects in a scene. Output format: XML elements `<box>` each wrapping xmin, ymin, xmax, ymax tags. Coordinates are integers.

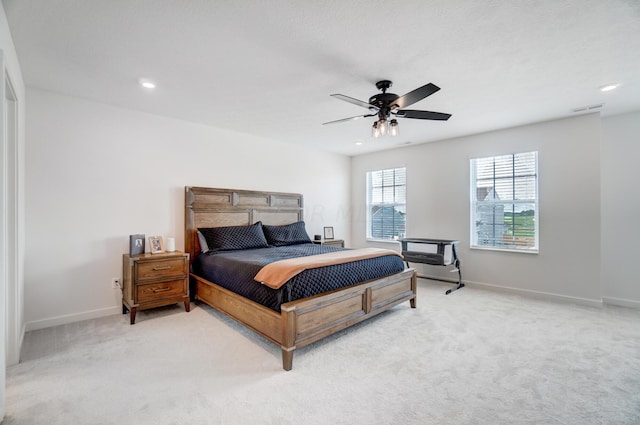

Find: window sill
<box><xmin>470</xmin><ymin>245</ymin><xmax>538</xmax><ymax>254</ymax></box>
<box><xmin>366</xmin><ymin>238</ymin><xmax>401</xmax><ymax>244</ymax></box>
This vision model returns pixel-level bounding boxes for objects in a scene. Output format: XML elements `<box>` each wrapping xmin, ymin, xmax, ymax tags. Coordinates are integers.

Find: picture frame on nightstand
<box><xmin>148</xmin><ymin>236</ymin><xmax>164</xmax><ymax>254</ymax></box>
<box><xmin>323</xmin><ymin>226</ymin><xmax>334</xmax><ymax>240</ymax></box>
<box><xmin>129</xmin><ymin>234</ymin><xmax>145</xmax><ymax>255</ymax></box>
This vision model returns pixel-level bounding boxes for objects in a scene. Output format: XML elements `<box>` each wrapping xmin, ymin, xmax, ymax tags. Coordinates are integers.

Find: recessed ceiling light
<box><xmin>599</xmin><ymin>83</ymin><xmax>620</xmax><ymax>92</ymax></box>
<box><xmin>139</xmin><ymin>78</ymin><xmax>156</xmax><ymax>89</ymax></box>
<box><xmin>355</xmin><ymin>141</ymin><xmax>363</xmax><ymax>146</ymax></box>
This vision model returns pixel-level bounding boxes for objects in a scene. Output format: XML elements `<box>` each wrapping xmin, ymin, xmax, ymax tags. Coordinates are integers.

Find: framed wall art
<box><xmin>323</xmin><ymin>226</ymin><xmax>334</xmax><ymax>240</ymax></box>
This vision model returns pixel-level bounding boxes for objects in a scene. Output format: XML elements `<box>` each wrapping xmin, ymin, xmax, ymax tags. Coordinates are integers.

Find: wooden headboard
<box><xmin>185</xmin><ymin>187</ymin><xmax>304</xmax><ymax>263</ymax></box>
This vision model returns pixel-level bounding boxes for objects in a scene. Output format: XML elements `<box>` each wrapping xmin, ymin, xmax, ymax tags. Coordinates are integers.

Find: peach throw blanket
<box><xmin>254</xmin><ymin>247</ymin><xmax>403</xmax><ymax>289</ymax></box>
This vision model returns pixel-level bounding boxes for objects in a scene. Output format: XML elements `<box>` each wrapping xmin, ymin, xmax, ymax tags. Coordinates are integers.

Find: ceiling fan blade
<box><xmin>322</xmin><ymin>114</ymin><xmax>375</xmax><ymax>125</ymax></box>
<box><xmin>393</xmin><ymin>83</ymin><xmax>441</xmax><ymax>109</ymax></box>
<box><xmin>395</xmin><ymin>109</ymin><xmax>452</xmax><ymax>121</ymax></box>
<box><xmin>330</xmin><ymin>94</ymin><xmax>377</xmax><ymax>110</ymax></box>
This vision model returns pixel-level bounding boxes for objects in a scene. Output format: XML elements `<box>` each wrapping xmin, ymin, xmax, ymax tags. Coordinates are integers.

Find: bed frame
<box><xmin>185</xmin><ymin>186</ymin><xmax>417</xmax><ymax>370</ymax></box>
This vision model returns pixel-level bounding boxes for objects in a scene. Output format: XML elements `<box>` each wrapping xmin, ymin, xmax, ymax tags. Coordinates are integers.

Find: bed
<box><xmin>185</xmin><ymin>186</ymin><xmax>417</xmax><ymax>370</ymax></box>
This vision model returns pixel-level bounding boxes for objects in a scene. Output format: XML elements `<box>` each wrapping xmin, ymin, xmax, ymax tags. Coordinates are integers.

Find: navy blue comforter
<box><xmin>192</xmin><ymin>244</ymin><xmax>405</xmax><ymax>311</ymax></box>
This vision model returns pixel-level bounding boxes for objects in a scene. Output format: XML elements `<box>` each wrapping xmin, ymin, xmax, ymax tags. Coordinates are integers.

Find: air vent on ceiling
<box><xmin>572</xmin><ymin>103</ymin><xmax>605</xmax><ymax>113</ymax></box>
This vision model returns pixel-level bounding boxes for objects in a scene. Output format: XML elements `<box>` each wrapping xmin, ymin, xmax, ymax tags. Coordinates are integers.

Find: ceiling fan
<box><xmin>323</xmin><ymin>80</ymin><xmax>451</xmax><ymax>138</ymax></box>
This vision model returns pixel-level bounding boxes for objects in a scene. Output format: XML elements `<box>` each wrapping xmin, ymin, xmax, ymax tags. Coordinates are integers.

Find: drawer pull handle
<box><xmin>152</xmin><ymin>266</ymin><xmax>172</xmax><ymax>271</ymax></box>
<box><xmin>147</xmin><ymin>287</ymin><xmax>172</xmax><ymax>293</ymax></box>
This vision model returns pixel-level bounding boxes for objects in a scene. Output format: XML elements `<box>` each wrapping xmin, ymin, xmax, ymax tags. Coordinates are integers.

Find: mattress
<box><xmin>191</xmin><ymin>243</ymin><xmax>405</xmax><ymax>311</ymax></box>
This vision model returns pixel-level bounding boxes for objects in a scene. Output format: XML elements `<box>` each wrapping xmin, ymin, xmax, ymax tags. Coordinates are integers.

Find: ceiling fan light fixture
<box><xmin>372</xmin><ymin>121</ymin><xmax>380</xmax><ymax>138</ymax></box>
<box><xmin>390</xmin><ymin>119</ymin><xmax>399</xmax><ymax>136</ymax></box>
<box><xmin>378</xmin><ymin>119</ymin><xmax>388</xmax><ymax>136</ymax></box>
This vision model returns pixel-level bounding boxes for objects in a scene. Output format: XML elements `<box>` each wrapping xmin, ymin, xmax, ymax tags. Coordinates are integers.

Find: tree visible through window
<box><xmin>470</xmin><ymin>152</ymin><xmax>538</xmax><ymax>252</ymax></box>
<box><xmin>367</xmin><ymin>167</ymin><xmax>406</xmax><ymax>240</ymax></box>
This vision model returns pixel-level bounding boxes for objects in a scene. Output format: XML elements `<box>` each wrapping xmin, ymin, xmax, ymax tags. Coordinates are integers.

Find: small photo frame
<box><xmin>148</xmin><ymin>236</ymin><xmax>164</xmax><ymax>254</ymax></box>
<box><xmin>129</xmin><ymin>234</ymin><xmax>145</xmax><ymax>256</ymax></box>
<box><xmin>323</xmin><ymin>226</ymin><xmax>334</xmax><ymax>240</ymax></box>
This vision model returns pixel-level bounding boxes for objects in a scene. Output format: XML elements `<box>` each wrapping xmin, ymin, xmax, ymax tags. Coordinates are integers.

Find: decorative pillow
<box><xmin>197</xmin><ymin>230</ymin><xmax>209</xmax><ymax>253</ymax></box>
<box><xmin>198</xmin><ymin>222</ymin><xmax>269</xmax><ymax>252</ymax></box>
<box><xmin>262</xmin><ymin>221</ymin><xmax>312</xmax><ymax>247</ymax></box>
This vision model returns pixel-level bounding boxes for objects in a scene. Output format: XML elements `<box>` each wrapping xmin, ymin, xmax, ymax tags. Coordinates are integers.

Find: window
<box><xmin>366</xmin><ymin>167</ymin><xmax>406</xmax><ymax>240</ymax></box>
<box><xmin>470</xmin><ymin>152</ymin><xmax>538</xmax><ymax>252</ymax></box>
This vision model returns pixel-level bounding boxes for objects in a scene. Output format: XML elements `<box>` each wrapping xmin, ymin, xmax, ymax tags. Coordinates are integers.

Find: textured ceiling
<box><xmin>3</xmin><ymin>0</ymin><xmax>640</xmax><ymax>156</ymax></box>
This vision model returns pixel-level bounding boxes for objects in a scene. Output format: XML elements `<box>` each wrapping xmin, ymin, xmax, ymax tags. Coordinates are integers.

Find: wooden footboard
<box><xmin>193</xmin><ymin>268</ymin><xmax>416</xmax><ymax>370</ymax></box>
<box><xmin>280</xmin><ymin>267</ymin><xmax>416</xmax><ymax>370</ymax></box>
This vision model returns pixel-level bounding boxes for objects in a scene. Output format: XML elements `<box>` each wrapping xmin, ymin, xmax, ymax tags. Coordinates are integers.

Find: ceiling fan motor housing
<box><xmin>369</xmin><ymin>92</ymin><xmax>399</xmax><ymax>108</ymax></box>
<box><xmin>370</xmin><ymin>81</ymin><xmax>401</xmax><ymax>119</ymax></box>
<box><xmin>369</xmin><ymin>92</ymin><xmax>400</xmax><ymax>119</ymax></box>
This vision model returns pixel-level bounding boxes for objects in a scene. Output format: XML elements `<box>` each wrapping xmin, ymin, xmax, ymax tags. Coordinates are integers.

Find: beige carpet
<box><xmin>5</xmin><ymin>280</ymin><xmax>640</xmax><ymax>425</ymax></box>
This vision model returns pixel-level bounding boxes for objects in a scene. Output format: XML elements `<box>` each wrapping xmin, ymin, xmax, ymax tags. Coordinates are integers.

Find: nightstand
<box><xmin>313</xmin><ymin>239</ymin><xmax>345</xmax><ymax>248</ymax></box>
<box><xmin>122</xmin><ymin>251</ymin><xmax>190</xmax><ymax>324</ymax></box>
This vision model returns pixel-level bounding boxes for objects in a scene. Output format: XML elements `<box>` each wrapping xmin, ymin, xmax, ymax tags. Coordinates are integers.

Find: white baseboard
<box><xmin>417</xmin><ymin>273</ymin><xmax>604</xmax><ymax>308</ymax></box>
<box><xmin>25</xmin><ymin>306</ymin><xmax>121</xmax><ymax>332</ymax></box>
<box><xmin>23</xmin><ymin>282</ymin><xmax>640</xmax><ymax>334</ymax></box>
<box><xmin>602</xmin><ymin>297</ymin><xmax>640</xmax><ymax>309</ymax></box>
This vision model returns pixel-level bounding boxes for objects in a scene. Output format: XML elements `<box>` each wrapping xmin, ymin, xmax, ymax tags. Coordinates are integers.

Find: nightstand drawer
<box><xmin>136</xmin><ymin>279</ymin><xmax>186</xmax><ymax>303</ymax></box>
<box><xmin>135</xmin><ymin>258</ymin><xmax>186</xmax><ymax>281</ymax></box>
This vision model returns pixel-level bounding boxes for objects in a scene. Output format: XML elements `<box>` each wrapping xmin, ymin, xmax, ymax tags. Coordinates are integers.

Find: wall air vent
<box><xmin>572</xmin><ymin>103</ymin><xmax>604</xmax><ymax>113</ymax></box>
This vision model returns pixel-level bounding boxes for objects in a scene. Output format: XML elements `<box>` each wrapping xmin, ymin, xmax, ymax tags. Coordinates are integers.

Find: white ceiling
<box><xmin>3</xmin><ymin>0</ymin><xmax>640</xmax><ymax>156</ymax></box>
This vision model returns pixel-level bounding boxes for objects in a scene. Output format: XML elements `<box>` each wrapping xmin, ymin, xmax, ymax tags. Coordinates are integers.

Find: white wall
<box><xmin>352</xmin><ymin>114</ymin><xmax>603</xmax><ymax>304</ymax></box>
<box><xmin>20</xmin><ymin>87</ymin><xmax>640</xmax><ymax>335</ymax></box>
<box><xmin>601</xmin><ymin>111</ymin><xmax>640</xmax><ymax>307</ymax></box>
<box><xmin>1</xmin><ymin>3</ymin><xmax>27</xmax><ymax>418</ymax></box>
<box><xmin>24</xmin><ymin>88</ymin><xmax>351</xmax><ymax>330</ymax></box>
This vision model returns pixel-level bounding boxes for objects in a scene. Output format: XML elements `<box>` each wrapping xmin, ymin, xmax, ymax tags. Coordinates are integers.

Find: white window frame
<box><xmin>470</xmin><ymin>152</ymin><xmax>539</xmax><ymax>253</ymax></box>
<box><xmin>366</xmin><ymin>167</ymin><xmax>406</xmax><ymax>241</ymax></box>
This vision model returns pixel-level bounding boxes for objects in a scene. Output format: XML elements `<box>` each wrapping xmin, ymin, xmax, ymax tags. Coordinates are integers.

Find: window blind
<box><xmin>471</xmin><ymin>152</ymin><xmax>538</xmax><ymax>251</ymax></box>
<box><xmin>367</xmin><ymin>167</ymin><xmax>406</xmax><ymax>240</ymax></box>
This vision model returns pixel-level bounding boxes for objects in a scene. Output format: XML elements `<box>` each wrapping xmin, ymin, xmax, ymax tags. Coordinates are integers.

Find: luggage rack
<box><xmin>400</xmin><ymin>238</ymin><xmax>464</xmax><ymax>295</ymax></box>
